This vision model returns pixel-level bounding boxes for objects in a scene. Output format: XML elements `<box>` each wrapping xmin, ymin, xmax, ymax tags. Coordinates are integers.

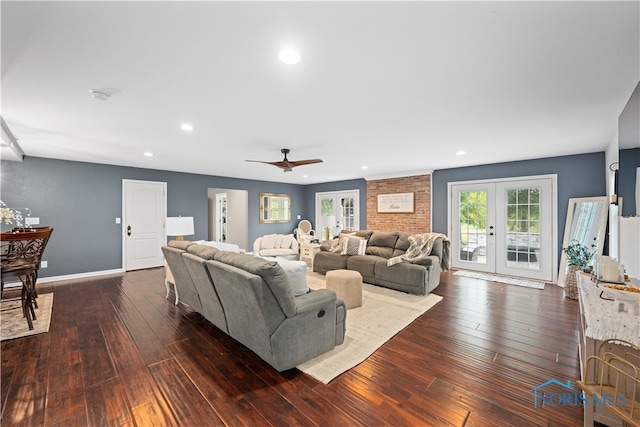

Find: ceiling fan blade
<box><xmin>288</xmin><ymin>159</ymin><xmax>323</xmax><ymax>167</ymax></box>
<box><xmin>246</xmin><ymin>159</ymin><xmax>292</xmax><ymax>170</ymax></box>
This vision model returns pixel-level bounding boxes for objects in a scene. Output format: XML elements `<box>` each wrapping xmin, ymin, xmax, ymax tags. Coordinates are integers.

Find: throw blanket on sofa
<box><xmin>387</xmin><ymin>233</ymin><xmax>451</xmax><ymax>271</ymax></box>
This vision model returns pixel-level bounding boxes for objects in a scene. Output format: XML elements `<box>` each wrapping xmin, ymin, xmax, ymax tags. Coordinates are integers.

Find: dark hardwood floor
<box><xmin>1</xmin><ymin>268</ymin><xmax>584</xmax><ymax>426</ymax></box>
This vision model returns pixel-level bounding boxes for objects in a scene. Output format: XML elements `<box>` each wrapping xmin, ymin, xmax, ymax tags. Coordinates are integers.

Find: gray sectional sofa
<box><xmin>313</xmin><ymin>230</ymin><xmax>446</xmax><ymax>295</ymax></box>
<box><xmin>161</xmin><ymin>240</ymin><xmax>346</xmax><ymax>371</ymax></box>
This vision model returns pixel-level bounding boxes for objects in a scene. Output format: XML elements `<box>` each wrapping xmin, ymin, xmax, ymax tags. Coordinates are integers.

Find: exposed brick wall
<box><xmin>366</xmin><ymin>174</ymin><xmax>431</xmax><ymax>233</ymax></box>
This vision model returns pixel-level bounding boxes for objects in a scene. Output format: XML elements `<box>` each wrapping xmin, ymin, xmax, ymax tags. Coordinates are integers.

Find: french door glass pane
<box><xmin>340</xmin><ymin>197</ymin><xmax>355</xmax><ymax>231</ymax></box>
<box><xmin>505</xmin><ymin>187</ymin><xmax>541</xmax><ymax>270</ymax></box>
<box><xmin>458</xmin><ymin>190</ymin><xmax>487</xmax><ymax>264</ymax></box>
<box><xmin>319</xmin><ymin>197</ymin><xmax>334</xmax><ymax>241</ymax></box>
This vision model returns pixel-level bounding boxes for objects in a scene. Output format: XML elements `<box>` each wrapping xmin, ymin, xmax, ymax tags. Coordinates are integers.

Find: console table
<box><xmin>576</xmin><ymin>272</ymin><xmax>640</xmax><ymax>427</ymax></box>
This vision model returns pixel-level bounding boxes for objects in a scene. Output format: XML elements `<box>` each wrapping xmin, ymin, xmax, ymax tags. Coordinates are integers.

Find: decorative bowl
<box><xmin>597</xmin><ymin>282</ymin><xmax>640</xmax><ymax>301</ymax></box>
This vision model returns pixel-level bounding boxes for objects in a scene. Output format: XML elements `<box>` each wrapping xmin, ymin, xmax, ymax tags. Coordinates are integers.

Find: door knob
<box><xmin>127</xmin><ymin>225</ymin><xmax>132</xmax><ymax>236</ymax></box>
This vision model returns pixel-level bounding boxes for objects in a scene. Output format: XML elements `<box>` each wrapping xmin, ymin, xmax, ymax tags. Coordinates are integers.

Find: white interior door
<box><xmin>315</xmin><ymin>190</ymin><xmax>360</xmax><ymax>241</ymax></box>
<box><xmin>123</xmin><ymin>180</ymin><xmax>166</xmax><ymax>271</ymax></box>
<box><xmin>450</xmin><ymin>177</ymin><xmax>556</xmax><ymax>282</ymax></box>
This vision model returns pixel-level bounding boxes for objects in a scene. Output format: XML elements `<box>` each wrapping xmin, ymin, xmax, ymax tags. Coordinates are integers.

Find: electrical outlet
<box><xmin>41</xmin><ymin>260</ymin><xmax>48</xmax><ymax>268</ymax></box>
<box><xmin>26</xmin><ymin>217</ymin><xmax>40</xmax><ymax>226</ymax></box>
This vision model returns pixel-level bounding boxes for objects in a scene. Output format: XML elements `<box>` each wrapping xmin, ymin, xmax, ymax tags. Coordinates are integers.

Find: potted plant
<box><xmin>562</xmin><ymin>239</ymin><xmax>596</xmax><ymax>299</ymax></box>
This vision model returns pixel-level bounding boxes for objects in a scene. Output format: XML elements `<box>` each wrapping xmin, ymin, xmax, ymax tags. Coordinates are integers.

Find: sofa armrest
<box><xmin>294</xmin><ymin>289</ymin><xmax>337</xmax><ymax>315</ymax></box>
<box><xmin>411</xmin><ymin>255</ymin><xmax>439</xmax><ymax>267</ymax></box>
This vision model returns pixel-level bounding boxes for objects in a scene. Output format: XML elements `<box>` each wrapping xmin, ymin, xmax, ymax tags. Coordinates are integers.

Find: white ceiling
<box><xmin>2</xmin><ymin>1</ymin><xmax>639</xmax><ymax>184</ymax></box>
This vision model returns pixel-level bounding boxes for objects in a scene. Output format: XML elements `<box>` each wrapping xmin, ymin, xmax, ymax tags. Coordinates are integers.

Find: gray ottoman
<box><xmin>326</xmin><ymin>269</ymin><xmax>363</xmax><ymax>309</ymax></box>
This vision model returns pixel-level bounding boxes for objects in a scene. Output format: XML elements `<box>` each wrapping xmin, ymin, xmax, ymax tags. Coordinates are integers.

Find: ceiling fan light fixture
<box><xmin>246</xmin><ymin>148</ymin><xmax>322</xmax><ymax>172</ymax></box>
<box><xmin>89</xmin><ymin>89</ymin><xmax>111</xmax><ymax>101</ymax></box>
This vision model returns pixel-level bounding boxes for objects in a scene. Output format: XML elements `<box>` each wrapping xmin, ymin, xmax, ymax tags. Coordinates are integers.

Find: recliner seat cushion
<box><xmin>346</xmin><ymin>255</ymin><xmax>384</xmax><ymax>283</ymax></box>
<box><xmin>313</xmin><ymin>251</ymin><xmax>348</xmax><ymax>273</ymax></box>
<box><xmin>374</xmin><ymin>260</ymin><xmax>428</xmax><ymax>294</ymax></box>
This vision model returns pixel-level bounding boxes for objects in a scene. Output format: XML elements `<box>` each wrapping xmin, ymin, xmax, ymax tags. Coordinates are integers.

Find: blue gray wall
<box><xmin>432</xmin><ymin>152</ymin><xmax>607</xmax><ymax>261</ymax></box>
<box><xmin>1</xmin><ymin>156</ymin><xmax>307</xmax><ymax>278</ymax></box>
<box><xmin>302</xmin><ymin>179</ymin><xmax>368</xmax><ymax>231</ymax></box>
<box><xmin>2</xmin><ymin>151</ymin><xmax>609</xmax><ymax>279</ymax></box>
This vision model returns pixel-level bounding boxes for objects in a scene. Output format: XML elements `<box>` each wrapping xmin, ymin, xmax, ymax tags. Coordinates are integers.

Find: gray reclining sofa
<box><xmin>313</xmin><ymin>230</ymin><xmax>445</xmax><ymax>295</ymax></box>
<box><xmin>162</xmin><ymin>240</ymin><xmax>346</xmax><ymax>371</ymax></box>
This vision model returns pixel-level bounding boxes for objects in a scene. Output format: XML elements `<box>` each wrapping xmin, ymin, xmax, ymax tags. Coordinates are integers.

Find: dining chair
<box><xmin>11</xmin><ymin>226</ymin><xmax>53</xmax><ymax>302</ymax></box>
<box><xmin>1</xmin><ymin>228</ymin><xmax>53</xmax><ymax>330</ymax></box>
<box><xmin>295</xmin><ymin>219</ymin><xmax>315</xmax><ymax>246</ymax></box>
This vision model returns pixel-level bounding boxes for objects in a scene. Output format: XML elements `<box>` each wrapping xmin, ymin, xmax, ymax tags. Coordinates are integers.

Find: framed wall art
<box><xmin>377</xmin><ymin>192</ymin><xmax>414</xmax><ymax>213</ymax></box>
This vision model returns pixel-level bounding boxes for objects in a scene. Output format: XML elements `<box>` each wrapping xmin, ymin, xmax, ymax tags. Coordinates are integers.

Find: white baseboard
<box><xmin>37</xmin><ymin>268</ymin><xmax>125</xmax><ymax>284</ymax></box>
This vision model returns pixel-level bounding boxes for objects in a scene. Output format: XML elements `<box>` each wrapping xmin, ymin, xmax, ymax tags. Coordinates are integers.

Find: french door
<box><xmin>315</xmin><ymin>190</ymin><xmax>360</xmax><ymax>242</ymax></box>
<box><xmin>450</xmin><ymin>176</ymin><xmax>556</xmax><ymax>282</ymax></box>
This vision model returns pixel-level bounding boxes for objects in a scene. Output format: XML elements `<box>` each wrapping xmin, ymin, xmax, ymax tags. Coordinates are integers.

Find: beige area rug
<box><xmin>1</xmin><ymin>293</ymin><xmax>53</xmax><ymax>341</ymax></box>
<box><xmin>297</xmin><ymin>271</ymin><xmax>442</xmax><ymax>384</ymax></box>
<box><xmin>453</xmin><ymin>269</ymin><xmax>546</xmax><ymax>289</ymax></box>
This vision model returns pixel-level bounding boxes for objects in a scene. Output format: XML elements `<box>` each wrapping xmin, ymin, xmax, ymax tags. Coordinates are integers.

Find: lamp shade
<box><xmin>166</xmin><ymin>216</ymin><xmax>194</xmax><ymax>238</ymax></box>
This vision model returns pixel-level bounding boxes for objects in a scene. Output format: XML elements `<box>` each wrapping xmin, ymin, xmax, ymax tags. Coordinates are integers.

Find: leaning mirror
<box><xmin>558</xmin><ymin>196</ymin><xmax>608</xmax><ymax>286</ymax></box>
<box><xmin>259</xmin><ymin>193</ymin><xmax>291</xmax><ymax>223</ymax></box>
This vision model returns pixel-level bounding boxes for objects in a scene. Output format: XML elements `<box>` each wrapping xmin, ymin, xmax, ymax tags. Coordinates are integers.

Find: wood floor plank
<box><xmin>167</xmin><ymin>339</ymin><xmax>273</xmax><ymax>427</ymax></box>
<box><xmin>43</xmin><ymin>324</ymin><xmax>87</xmax><ymax>426</ymax></box>
<box><xmin>85</xmin><ymin>378</ymin><xmax>134</xmax><ymax>427</ymax></box>
<box><xmin>76</xmin><ymin>317</ymin><xmax>117</xmax><ymax>388</ymax></box>
<box><xmin>1</xmin><ymin>339</ymin><xmax>24</xmax><ymax>415</ymax></box>
<box><xmin>107</xmin><ymin>285</ymin><xmax>174</xmax><ymax>366</ymax></box>
<box><xmin>1</xmin><ymin>269</ymin><xmax>588</xmax><ymax>426</ymax></box>
<box><xmin>1</xmin><ymin>358</ymin><xmax>48</xmax><ymax>427</ymax></box>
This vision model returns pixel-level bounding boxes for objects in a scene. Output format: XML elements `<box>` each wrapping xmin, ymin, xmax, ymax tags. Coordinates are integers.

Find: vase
<box><xmin>564</xmin><ymin>265</ymin><xmax>580</xmax><ymax>300</ymax></box>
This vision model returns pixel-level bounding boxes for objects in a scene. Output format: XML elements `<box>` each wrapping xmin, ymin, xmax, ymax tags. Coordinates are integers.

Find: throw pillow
<box><xmin>260</xmin><ymin>234</ymin><xmax>277</xmax><ymax>250</ymax></box>
<box><xmin>341</xmin><ymin>237</ymin><xmax>367</xmax><ymax>256</ymax></box>
<box><xmin>331</xmin><ymin>232</ymin><xmax>358</xmax><ymax>253</ymax></box>
<box><xmin>280</xmin><ymin>234</ymin><xmax>295</xmax><ymax>249</ymax></box>
<box><xmin>273</xmin><ymin>234</ymin><xmax>284</xmax><ymax>248</ymax></box>
<box><xmin>273</xmin><ymin>257</ymin><xmax>309</xmax><ymax>296</ymax></box>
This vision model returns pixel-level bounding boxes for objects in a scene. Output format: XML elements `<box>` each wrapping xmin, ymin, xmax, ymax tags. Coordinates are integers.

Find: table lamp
<box><xmin>166</xmin><ymin>216</ymin><xmax>194</xmax><ymax>241</ymax></box>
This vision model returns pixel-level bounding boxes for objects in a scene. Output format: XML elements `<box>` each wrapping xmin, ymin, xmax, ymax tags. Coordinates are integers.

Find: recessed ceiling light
<box><xmin>361</xmin><ymin>165</ymin><xmax>368</xmax><ymax>170</ymax></box>
<box><xmin>144</xmin><ymin>152</ymin><xmax>153</xmax><ymax>157</ymax></box>
<box><xmin>181</xmin><ymin>123</ymin><xmax>194</xmax><ymax>132</ymax></box>
<box><xmin>456</xmin><ymin>150</ymin><xmax>467</xmax><ymax>156</ymax></box>
<box><xmin>279</xmin><ymin>48</ymin><xmax>301</xmax><ymax>64</ymax></box>
<box><xmin>303</xmin><ymin>174</ymin><xmax>308</xmax><ymax>178</ymax></box>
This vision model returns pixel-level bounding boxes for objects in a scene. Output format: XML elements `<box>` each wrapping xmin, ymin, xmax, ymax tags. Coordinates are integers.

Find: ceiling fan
<box><xmin>246</xmin><ymin>148</ymin><xmax>323</xmax><ymax>172</ymax></box>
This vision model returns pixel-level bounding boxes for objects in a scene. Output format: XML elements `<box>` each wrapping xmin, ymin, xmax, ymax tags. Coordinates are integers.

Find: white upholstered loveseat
<box><xmin>253</xmin><ymin>234</ymin><xmax>299</xmax><ymax>260</ymax></box>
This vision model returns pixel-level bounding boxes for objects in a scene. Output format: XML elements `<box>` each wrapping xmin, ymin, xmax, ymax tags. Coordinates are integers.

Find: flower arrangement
<box><xmin>0</xmin><ymin>200</ymin><xmax>24</xmax><ymax>227</ymax></box>
<box><xmin>563</xmin><ymin>239</ymin><xmax>596</xmax><ymax>270</ymax></box>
